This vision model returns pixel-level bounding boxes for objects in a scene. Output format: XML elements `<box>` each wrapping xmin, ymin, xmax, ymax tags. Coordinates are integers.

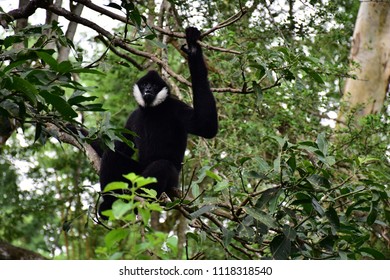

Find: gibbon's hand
<box><xmin>181</xmin><ymin>27</ymin><xmax>201</xmax><ymax>56</ymax></box>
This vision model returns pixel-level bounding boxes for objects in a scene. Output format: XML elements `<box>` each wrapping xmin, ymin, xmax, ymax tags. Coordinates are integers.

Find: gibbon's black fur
<box><xmin>98</xmin><ymin>27</ymin><xmax>218</xmax><ymax>218</ymax></box>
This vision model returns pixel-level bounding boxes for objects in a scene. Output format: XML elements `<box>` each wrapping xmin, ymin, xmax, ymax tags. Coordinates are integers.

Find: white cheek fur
<box><xmin>151</xmin><ymin>87</ymin><xmax>168</xmax><ymax>107</ymax></box>
<box><xmin>133</xmin><ymin>84</ymin><xmax>145</xmax><ymax>107</ymax></box>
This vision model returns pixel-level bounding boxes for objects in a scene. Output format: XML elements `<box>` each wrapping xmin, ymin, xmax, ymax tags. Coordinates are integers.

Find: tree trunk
<box><xmin>58</xmin><ymin>2</ymin><xmax>84</xmax><ymax>62</ymax></box>
<box><xmin>338</xmin><ymin>2</ymin><xmax>390</xmax><ymax>124</ymax></box>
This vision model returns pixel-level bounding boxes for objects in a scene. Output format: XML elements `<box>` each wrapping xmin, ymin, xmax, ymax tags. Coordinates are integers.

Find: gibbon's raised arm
<box><xmin>182</xmin><ymin>27</ymin><xmax>218</xmax><ymax>139</ymax></box>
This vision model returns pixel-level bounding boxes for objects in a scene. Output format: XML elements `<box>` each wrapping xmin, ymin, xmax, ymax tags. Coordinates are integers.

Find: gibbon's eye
<box><xmin>139</xmin><ymin>83</ymin><xmax>155</xmax><ymax>93</ymax></box>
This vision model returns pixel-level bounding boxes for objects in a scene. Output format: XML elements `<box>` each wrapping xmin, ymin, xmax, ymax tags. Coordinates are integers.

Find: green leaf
<box><xmin>222</xmin><ymin>227</ymin><xmax>235</xmax><ymax>247</ymax></box>
<box><xmin>129</xmin><ymin>9</ymin><xmax>142</xmax><ymax>27</ymax></box>
<box><xmin>71</xmin><ymin>68</ymin><xmax>104</xmax><ymax>75</ymax></box>
<box><xmin>112</xmin><ymin>200</ymin><xmax>133</xmax><ymax>219</ymax></box>
<box><xmin>252</xmin><ymin>81</ymin><xmax>263</xmax><ymax>99</ymax></box>
<box><xmin>287</xmin><ymin>154</ymin><xmax>296</xmax><ymax>172</ymax></box>
<box><xmin>257</xmin><ymin>157</ymin><xmax>271</xmax><ymax>173</ymax></box>
<box><xmin>36</xmin><ymin>51</ymin><xmax>58</xmax><ymax>69</ymax></box>
<box><xmin>277</xmin><ymin>46</ymin><xmax>290</xmax><ymax>58</ymax></box>
<box><xmin>137</xmin><ymin>207</ymin><xmax>151</xmax><ymax>225</ymax></box>
<box><xmin>270</xmin><ymin>234</ymin><xmax>291</xmax><ymax>260</ymax></box>
<box><xmin>301</xmin><ymin>67</ymin><xmax>324</xmax><ymax>84</ymax></box>
<box><xmin>345</xmin><ymin>199</ymin><xmax>366</xmax><ymax>217</ymax></box>
<box><xmin>122</xmin><ymin>2</ymin><xmax>135</xmax><ymax>10</ymax></box>
<box><xmin>11</xmin><ymin>76</ymin><xmax>38</xmax><ymax>105</ymax></box>
<box><xmin>146</xmin><ymin>39</ymin><xmax>167</xmax><ymax>49</ymax></box>
<box><xmin>243</xmin><ymin>207</ymin><xmax>277</xmax><ymax>228</ymax></box>
<box><xmin>358</xmin><ymin>156</ymin><xmax>380</xmax><ymax>166</ymax></box>
<box><xmin>191</xmin><ymin>184</ymin><xmax>200</xmax><ymax>199</ymax></box>
<box><xmin>282</xmin><ymin>69</ymin><xmax>295</xmax><ymax>81</ymax></box>
<box><xmin>145</xmin><ymin>33</ymin><xmax>157</xmax><ymax>40</ymax></box>
<box><xmin>77</xmin><ymin>103</ymin><xmax>105</xmax><ymax>112</ymax></box>
<box><xmin>307</xmin><ymin>174</ymin><xmax>330</xmax><ymax>189</ymax></box>
<box><xmin>147</xmin><ymin>203</ymin><xmax>163</xmax><ymax>212</ymax></box>
<box><xmin>57</xmin><ymin>61</ymin><xmax>73</xmax><ymax>73</ymax></box>
<box><xmin>140</xmin><ymin>187</ymin><xmax>157</xmax><ymax>199</ymax></box>
<box><xmin>68</xmin><ymin>92</ymin><xmax>98</xmax><ymax>106</ymax></box>
<box><xmin>324</xmin><ymin>156</ymin><xmax>336</xmax><ymax>166</ymax></box>
<box><xmin>109</xmin><ymin>252</ymin><xmax>124</xmax><ymax>260</ymax></box>
<box><xmin>367</xmin><ymin>203</ymin><xmax>378</xmax><ymax>226</ymax></box>
<box><xmin>255</xmin><ymin>187</ymin><xmax>280</xmax><ymax>209</ymax></box>
<box><xmin>358</xmin><ymin>247</ymin><xmax>386</xmax><ymax>260</ymax></box>
<box><xmin>104</xmin><ymin>228</ymin><xmax>128</xmax><ymax>249</ymax></box>
<box><xmin>214</xmin><ymin>180</ymin><xmax>230</xmax><ymax>192</ymax></box>
<box><xmin>122</xmin><ymin>173</ymin><xmax>156</xmax><ymax>189</ymax></box>
<box><xmin>34</xmin><ymin>123</ymin><xmax>42</xmax><ymax>143</ymax></box>
<box><xmin>103</xmin><ymin>181</ymin><xmax>128</xmax><ymax>192</ymax></box>
<box><xmin>3</xmin><ymin>59</ymin><xmax>29</xmax><ymax>73</ymax></box>
<box><xmin>312</xmin><ymin>198</ymin><xmax>325</xmax><ymax>216</ymax></box>
<box><xmin>282</xmin><ymin>225</ymin><xmax>296</xmax><ymax>241</ymax></box>
<box><xmin>190</xmin><ymin>205</ymin><xmax>214</xmax><ymax>219</ymax></box>
<box><xmin>326</xmin><ymin>206</ymin><xmax>340</xmax><ymax>230</ymax></box>
<box><xmin>3</xmin><ymin>35</ymin><xmax>24</xmax><ymax>48</ymax></box>
<box><xmin>39</xmin><ymin>91</ymin><xmax>78</xmax><ymax>119</ymax></box>
<box><xmin>105</xmin><ymin>2</ymin><xmax>122</xmax><ymax>10</ymax></box>
<box><xmin>316</xmin><ymin>132</ymin><xmax>328</xmax><ymax>156</ymax></box>
<box><xmin>239</xmin><ymin>157</ymin><xmax>251</xmax><ymax>165</ymax></box>
<box><xmin>186</xmin><ymin>232</ymin><xmax>199</xmax><ymax>244</ymax></box>
<box><xmin>271</xmin><ymin>135</ymin><xmax>288</xmax><ymax>150</ymax></box>
<box><xmin>205</xmin><ymin>170</ymin><xmax>222</xmax><ymax>182</ymax></box>
<box><xmin>135</xmin><ymin>177</ymin><xmax>157</xmax><ymax>189</ymax></box>
<box><xmin>247</xmin><ymin>170</ymin><xmax>265</xmax><ymax>179</ymax></box>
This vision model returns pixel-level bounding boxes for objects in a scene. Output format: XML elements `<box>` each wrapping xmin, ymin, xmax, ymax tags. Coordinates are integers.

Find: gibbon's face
<box><xmin>133</xmin><ymin>71</ymin><xmax>169</xmax><ymax>107</ymax></box>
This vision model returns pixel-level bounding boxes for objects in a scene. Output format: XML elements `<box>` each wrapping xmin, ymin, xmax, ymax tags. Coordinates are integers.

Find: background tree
<box><xmin>338</xmin><ymin>1</ymin><xmax>390</xmax><ymax>124</ymax></box>
<box><xmin>0</xmin><ymin>0</ymin><xmax>389</xmax><ymax>260</ymax></box>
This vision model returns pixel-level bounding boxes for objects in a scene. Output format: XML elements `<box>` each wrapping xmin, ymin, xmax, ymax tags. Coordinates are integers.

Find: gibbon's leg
<box><xmin>98</xmin><ymin>143</ymin><xmax>141</xmax><ymax>219</ymax></box>
<box><xmin>141</xmin><ymin>160</ymin><xmax>179</xmax><ymax>198</ymax></box>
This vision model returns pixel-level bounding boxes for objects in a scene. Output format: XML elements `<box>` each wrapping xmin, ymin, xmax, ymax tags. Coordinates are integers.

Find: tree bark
<box><xmin>0</xmin><ymin>241</ymin><xmax>47</xmax><ymax>260</ymax></box>
<box><xmin>338</xmin><ymin>2</ymin><xmax>390</xmax><ymax>124</ymax></box>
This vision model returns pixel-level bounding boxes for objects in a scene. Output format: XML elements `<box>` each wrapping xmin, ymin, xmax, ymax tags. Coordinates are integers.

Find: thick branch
<box><xmin>0</xmin><ymin>240</ymin><xmax>47</xmax><ymax>260</ymax></box>
<box><xmin>0</xmin><ymin>0</ymin><xmax>40</xmax><ymax>27</ymax></box>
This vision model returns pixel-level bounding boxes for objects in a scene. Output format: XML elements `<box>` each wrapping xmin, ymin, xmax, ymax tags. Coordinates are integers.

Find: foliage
<box><xmin>193</xmin><ymin>131</ymin><xmax>389</xmax><ymax>259</ymax></box>
<box><xmin>95</xmin><ymin>173</ymin><xmax>182</xmax><ymax>259</ymax></box>
<box><xmin>0</xmin><ymin>21</ymin><xmax>105</xmax><ymax>149</ymax></box>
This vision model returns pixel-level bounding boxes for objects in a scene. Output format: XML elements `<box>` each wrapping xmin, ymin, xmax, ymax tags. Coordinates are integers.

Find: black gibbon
<box><xmin>98</xmin><ymin>27</ymin><xmax>218</xmax><ymax>218</ymax></box>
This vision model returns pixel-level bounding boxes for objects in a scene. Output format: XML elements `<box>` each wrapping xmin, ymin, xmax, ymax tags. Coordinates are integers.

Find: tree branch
<box><xmin>45</xmin><ymin>123</ymin><xmax>101</xmax><ymax>172</ymax></box>
<box><xmin>95</xmin><ymin>35</ymin><xmax>144</xmax><ymax>70</ymax></box>
<box><xmin>0</xmin><ymin>0</ymin><xmax>40</xmax><ymax>27</ymax></box>
<box><xmin>1</xmin><ymin>1</ymin><xmax>247</xmax><ymax>92</ymax></box>
<box><xmin>202</xmin><ymin>8</ymin><xmax>248</xmax><ymax>37</ymax></box>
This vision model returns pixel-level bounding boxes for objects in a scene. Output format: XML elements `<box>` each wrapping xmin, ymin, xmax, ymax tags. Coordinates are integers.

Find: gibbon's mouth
<box><xmin>133</xmin><ymin>84</ymin><xmax>168</xmax><ymax>107</ymax></box>
<box><xmin>143</xmin><ymin>93</ymin><xmax>154</xmax><ymax>104</ymax></box>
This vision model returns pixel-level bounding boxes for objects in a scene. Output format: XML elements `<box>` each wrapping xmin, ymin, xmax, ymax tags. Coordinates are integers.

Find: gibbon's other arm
<box><xmin>181</xmin><ymin>27</ymin><xmax>218</xmax><ymax>139</ymax></box>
